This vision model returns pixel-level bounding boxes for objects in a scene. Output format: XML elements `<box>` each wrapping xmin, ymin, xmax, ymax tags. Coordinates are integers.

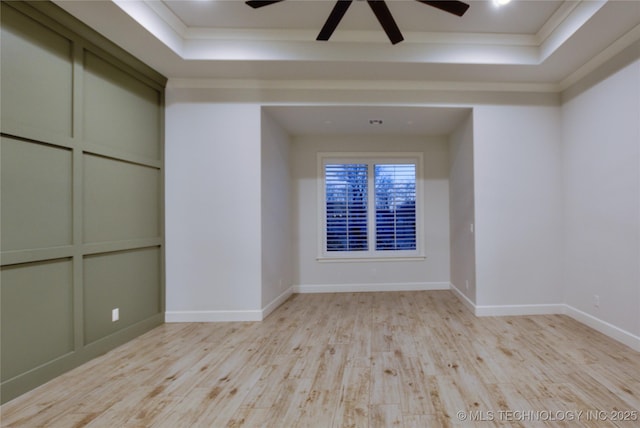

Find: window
<box><xmin>319</xmin><ymin>153</ymin><xmax>423</xmax><ymax>259</ymax></box>
<box><xmin>325</xmin><ymin>163</ymin><xmax>369</xmax><ymax>251</ymax></box>
<box><xmin>375</xmin><ymin>164</ymin><xmax>416</xmax><ymax>251</ymax></box>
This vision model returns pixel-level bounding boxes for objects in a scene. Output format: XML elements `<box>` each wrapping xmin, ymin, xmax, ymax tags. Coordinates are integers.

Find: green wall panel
<box><xmin>83</xmin><ymin>247</ymin><xmax>161</xmax><ymax>344</ymax></box>
<box><xmin>83</xmin><ymin>51</ymin><xmax>161</xmax><ymax>160</ymax></box>
<box><xmin>1</xmin><ymin>137</ymin><xmax>73</xmax><ymax>252</ymax></box>
<box><xmin>0</xmin><ymin>1</ymin><xmax>165</xmax><ymax>403</ymax></box>
<box><xmin>0</xmin><ymin>4</ymin><xmax>73</xmax><ymax>137</ymax></box>
<box><xmin>83</xmin><ymin>155</ymin><xmax>160</xmax><ymax>244</ymax></box>
<box><xmin>1</xmin><ymin>259</ymin><xmax>74</xmax><ymax>382</ymax></box>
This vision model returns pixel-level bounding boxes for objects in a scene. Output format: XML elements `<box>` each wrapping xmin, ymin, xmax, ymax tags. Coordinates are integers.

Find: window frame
<box><xmin>317</xmin><ymin>152</ymin><xmax>425</xmax><ymax>261</ymax></box>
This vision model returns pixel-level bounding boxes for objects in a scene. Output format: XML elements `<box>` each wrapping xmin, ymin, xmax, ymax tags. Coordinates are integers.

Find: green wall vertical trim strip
<box><xmin>72</xmin><ymin>38</ymin><xmax>84</xmax><ymax>355</ymax></box>
<box><xmin>1</xmin><ymin>0</ymin><xmax>166</xmax><ymax>404</ymax></box>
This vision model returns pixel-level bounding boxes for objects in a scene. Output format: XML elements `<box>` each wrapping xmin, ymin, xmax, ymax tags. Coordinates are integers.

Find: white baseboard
<box><xmin>293</xmin><ymin>282</ymin><xmax>450</xmax><ymax>294</ymax></box>
<box><xmin>449</xmin><ymin>282</ymin><xmax>476</xmax><ymax>313</ymax></box>
<box><xmin>261</xmin><ymin>286</ymin><xmax>294</xmax><ymax>319</ymax></box>
<box><xmin>165</xmin><ymin>310</ymin><xmax>262</xmax><ymax>322</ymax></box>
<box><xmin>475</xmin><ymin>303</ymin><xmax>567</xmax><ymax>317</ymax></box>
<box><xmin>167</xmin><ymin>284</ymin><xmax>640</xmax><ymax>352</ymax></box>
<box><xmin>449</xmin><ymin>284</ymin><xmax>640</xmax><ymax>352</ymax></box>
<box><xmin>450</xmin><ymin>284</ymin><xmax>564</xmax><ymax>317</ymax></box>
<box><xmin>563</xmin><ymin>305</ymin><xmax>640</xmax><ymax>352</ymax></box>
<box><xmin>165</xmin><ymin>287</ymin><xmax>294</xmax><ymax>323</ymax></box>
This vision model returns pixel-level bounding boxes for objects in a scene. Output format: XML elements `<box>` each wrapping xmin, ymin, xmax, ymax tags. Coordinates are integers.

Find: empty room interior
<box><xmin>1</xmin><ymin>0</ymin><xmax>639</xmax><ymax>426</ymax></box>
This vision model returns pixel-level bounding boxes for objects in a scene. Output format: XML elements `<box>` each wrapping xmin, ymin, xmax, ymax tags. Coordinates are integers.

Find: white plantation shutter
<box><xmin>321</xmin><ymin>154</ymin><xmax>421</xmax><ymax>258</ymax></box>
<box><xmin>325</xmin><ymin>164</ymin><xmax>369</xmax><ymax>251</ymax></box>
<box><xmin>374</xmin><ymin>164</ymin><xmax>416</xmax><ymax>251</ymax></box>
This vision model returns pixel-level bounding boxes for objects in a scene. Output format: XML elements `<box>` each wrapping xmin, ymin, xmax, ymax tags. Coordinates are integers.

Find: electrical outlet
<box><xmin>594</xmin><ymin>295</ymin><xmax>600</xmax><ymax>308</ymax></box>
<box><xmin>112</xmin><ymin>308</ymin><xmax>119</xmax><ymax>322</ymax></box>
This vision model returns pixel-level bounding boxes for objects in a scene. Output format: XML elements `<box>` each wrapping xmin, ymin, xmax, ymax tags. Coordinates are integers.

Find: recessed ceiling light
<box><xmin>493</xmin><ymin>0</ymin><xmax>512</xmax><ymax>6</ymax></box>
<box><xmin>369</xmin><ymin>119</ymin><xmax>383</xmax><ymax>125</ymax></box>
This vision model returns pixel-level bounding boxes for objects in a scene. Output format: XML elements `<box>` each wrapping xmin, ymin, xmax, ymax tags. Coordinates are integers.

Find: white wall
<box><xmin>562</xmin><ymin>59</ymin><xmax>640</xmax><ymax>337</ymax></box>
<box><xmin>473</xmin><ymin>105</ymin><xmax>564</xmax><ymax>309</ymax></box>
<box><xmin>292</xmin><ymin>135</ymin><xmax>450</xmax><ymax>291</ymax></box>
<box><xmin>449</xmin><ymin>112</ymin><xmax>476</xmax><ymax>304</ymax></box>
<box><xmin>260</xmin><ymin>110</ymin><xmax>294</xmax><ymax>309</ymax></box>
<box><xmin>162</xmin><ymin>61</ymin><xmax>639</xmax><ymax>350</ymax></box>
<box><xmin>165</xmin><ymin>95</ymin><xmax>263</xmax><ymax>320</ymax></box>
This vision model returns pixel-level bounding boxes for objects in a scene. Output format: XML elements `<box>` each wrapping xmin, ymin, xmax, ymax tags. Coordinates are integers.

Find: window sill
<box><xmin>316</xmin><ymin>256</ymin><xmax>426</xmax><ymax>263</ymax></box>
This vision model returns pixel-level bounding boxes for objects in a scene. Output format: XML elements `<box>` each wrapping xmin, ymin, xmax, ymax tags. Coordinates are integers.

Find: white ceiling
<box><xmin>162</xmin><ymin>0</ymin><xmax>563</xmax><ymax>34</ymax></box>
<box><xmin>54</xmin><ymin>0</ymin><xmax>640</xmax><ymax>84</ymax></box>
<box><xmin>53</xmin><ymin>0</ymin><xmax>640</xmax><ymax>136</ymax></box>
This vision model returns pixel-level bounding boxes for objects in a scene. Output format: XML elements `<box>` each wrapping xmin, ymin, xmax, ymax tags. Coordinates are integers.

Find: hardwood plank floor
<box><xmin>2</xmin><ymin>291</ymin><xmax>639</xmax><ymax>427</ymax></box>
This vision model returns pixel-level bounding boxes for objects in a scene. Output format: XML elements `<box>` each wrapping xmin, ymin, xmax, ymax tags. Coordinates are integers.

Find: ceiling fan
<box><xmin>245</xmin><ymin>0</ymin><xmax>470</xmax><ymax>45</ymax></box>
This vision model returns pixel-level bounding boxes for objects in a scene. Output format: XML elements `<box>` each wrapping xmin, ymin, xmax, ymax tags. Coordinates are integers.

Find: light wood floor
<box><xmin>2</xmin><ymin>291</ymin><xmax>639</xmax><ymax>427</ymax></box>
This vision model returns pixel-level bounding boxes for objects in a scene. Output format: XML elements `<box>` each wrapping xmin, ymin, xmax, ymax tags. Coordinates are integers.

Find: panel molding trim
<box><xmin>1</xmin><ymin>0</ymin><xmax>166</xmax><ymax>404</ymax></box>
<box><xmin>0</xmin><ymin>314</ymin><xmax>163</xmax><ymax>401</ymax></box>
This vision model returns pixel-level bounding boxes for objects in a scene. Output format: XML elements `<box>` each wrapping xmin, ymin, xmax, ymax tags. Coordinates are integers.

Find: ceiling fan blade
<box><xmin>246</xmin><ymin>0</ymin><xmax>285</xmax><ymax>9</ymax></box>
<box><xmin>367</xmin><ymin>0</ymin><xmax>404</xmax><ymax>45</ymax></box>
<box><xmin>416</xmin><ymin>0</ymin><xmax>469</xmax><ymax>17</ymax></box>
<box><xmin>317</xmin><ymin>0</ymin><xmax>353</xmax><ymax>41</ymax></box>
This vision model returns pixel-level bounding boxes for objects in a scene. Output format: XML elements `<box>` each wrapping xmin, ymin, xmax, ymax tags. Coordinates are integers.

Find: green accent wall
<box><xmin>1</xmin><ymin>1</ymin><xmax>166</xmax><ymax>403</ymax></box>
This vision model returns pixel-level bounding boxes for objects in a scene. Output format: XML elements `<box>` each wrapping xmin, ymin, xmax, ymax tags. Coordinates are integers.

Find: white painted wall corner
<box><xmin>450</xmin><ymin>283</ymin><xmax>640</xmax><ymax>352</ymax></box>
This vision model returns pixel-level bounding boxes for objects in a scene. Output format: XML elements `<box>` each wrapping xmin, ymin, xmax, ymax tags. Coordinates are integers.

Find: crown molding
<box><xmin>538</xmin><ymin>0</ymin><xmax>606</xmax><ymax>62</ymax></box>
<box><xmin>113</xmin><ymin>0</ymin><xmax>185</xmax><ymax>53</ymax></box>
<box><xmin>534</xmin><ymin>0</ymin><xmax>581</xmax><ymax>45</ymax></box>
<box><xmin>113</xmin><ymin>0</ymin><xmax>603</xmax><ymax>66</ymax></box>
<box><xmin>185</xmin><ymin>27</ymin><xmax>536</xmax><ymax>46</ymax></box>
<box><xmin>166</xmin><ymin>78</ymin><xmax>559</xmax><ymax>94</ymax></box>
<box><xmin>57</xmin><ymin>0</ymin><xmax>637</xmax><ymax>97</ymax></box>
<box><xmin>560</xmin><ymin>25</ymin><xmax>640</xmax><ymax>92</ymax></box>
